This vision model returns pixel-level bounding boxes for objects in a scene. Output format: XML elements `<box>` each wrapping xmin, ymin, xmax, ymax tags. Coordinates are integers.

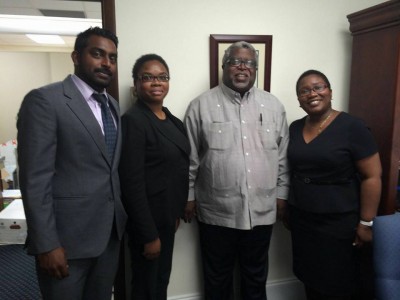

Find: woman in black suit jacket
<box><xmin>119</xmin><ymin>54</ymin><xmax>190</xmax><ymax>300</ymax></box>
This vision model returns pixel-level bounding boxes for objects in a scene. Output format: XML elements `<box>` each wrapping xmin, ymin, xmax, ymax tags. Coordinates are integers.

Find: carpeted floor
<box><xmin>0</xmin><ymin>244</ymin><xmax>41</xmax><ymax>299</ymax></box>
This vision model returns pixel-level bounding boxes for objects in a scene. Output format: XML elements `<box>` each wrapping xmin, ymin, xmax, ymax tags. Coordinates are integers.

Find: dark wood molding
<box><xmin>101</xmin><ymin>0</ymin><xmax>119</xmax><ymax>101</ymax></box>
<box><xmin>347</xmin><ymin>0</ymin><xmax>400</xmax><ymax>215</ymax></box>
<box><xmin>99</xmin><ymin>3</ymin><xmax>125</xmax><ymax>298</ymax></box>
<box><xmin>347</xmin><ymin>0</ymin><xmax>400</xmax><ymax>35</ymax></box>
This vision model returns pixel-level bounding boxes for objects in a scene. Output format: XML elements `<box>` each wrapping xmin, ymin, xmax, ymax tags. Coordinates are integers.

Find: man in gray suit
<box><xmin>17</xmin><ymin>27</ymin><xmax>127</xmax><ymax>300</ymax></box>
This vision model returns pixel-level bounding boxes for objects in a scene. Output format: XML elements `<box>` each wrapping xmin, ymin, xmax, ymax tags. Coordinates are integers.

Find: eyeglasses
<box><xmin>298</xmin><ymin>84</ymin><xmax>328</xmax><ymax>96</ymax></box>
<box><xmin>226</xmin><ymin>58</ymin><xmax>257</xmax><ymax>69</ymax></box>
<box><xmin>137</xmin><ymin>74</ymin><xmax>170</xmax><ymax>82</ymax></box>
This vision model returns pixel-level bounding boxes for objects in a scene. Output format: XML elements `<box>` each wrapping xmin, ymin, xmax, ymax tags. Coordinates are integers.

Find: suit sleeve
<box><xmin>17</xmin><ymin>89</ymin><xmax>60</xmax><ymax>254</ymax></box>
<box><xmin>119</xmin><ymin>113</ymin><xmax>158</xmax><ymax>244</ymax></box>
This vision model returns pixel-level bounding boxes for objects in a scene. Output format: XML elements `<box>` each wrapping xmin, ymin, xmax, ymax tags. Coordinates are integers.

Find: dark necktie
<box><xmin>93</xmin><ymin>93</ymin><xmax>117</xmax><ymax>162</ymax></box>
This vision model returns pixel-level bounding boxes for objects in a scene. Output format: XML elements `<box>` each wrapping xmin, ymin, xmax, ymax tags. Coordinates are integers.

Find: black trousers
<box><xmin>198</xmin><ymin>222</ymin><xmax>273</xmax><ymax>300</ymax></box>
<box><xmin>129</xmin><ymin>224</ymin><xmax>176</xmax><ymax>300</ymax></box>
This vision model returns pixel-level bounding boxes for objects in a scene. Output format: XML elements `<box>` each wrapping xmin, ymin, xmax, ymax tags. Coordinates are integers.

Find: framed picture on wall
<box><xmin>209</xmin><ymin>34</ymin><xmax>273</xmax><ymax>92</ymax></box>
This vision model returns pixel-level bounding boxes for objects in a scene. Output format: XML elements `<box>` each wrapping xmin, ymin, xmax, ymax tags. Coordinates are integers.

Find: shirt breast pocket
<box><xmin>207</xmin><ymin>122</ymin><xmax>234</xmax><ymax>150</ymax></box>
<box><xmin>257</xmin><ymin>122</ymin><xmax>278</xmax><ymax>150</ymax></box>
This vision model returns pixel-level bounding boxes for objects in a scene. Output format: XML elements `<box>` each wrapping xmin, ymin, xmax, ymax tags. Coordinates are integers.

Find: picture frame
<box><xmin>209</xmin><ymin>34</ymin><xmax>273</xmax><ymax>92</ymax></box>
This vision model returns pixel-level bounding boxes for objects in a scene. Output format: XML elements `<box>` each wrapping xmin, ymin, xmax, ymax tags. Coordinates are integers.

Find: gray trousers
<box><xmin>36</xmin><ymin>230</ymin><xmax>120</xmax><ymax>300</ymax></box>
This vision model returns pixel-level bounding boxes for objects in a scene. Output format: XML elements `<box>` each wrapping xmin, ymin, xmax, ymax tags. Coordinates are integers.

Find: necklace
<box><xmin>307</xmin><ymin>111</ymin><xmax>333</xmax><ymax>135</ymax></box>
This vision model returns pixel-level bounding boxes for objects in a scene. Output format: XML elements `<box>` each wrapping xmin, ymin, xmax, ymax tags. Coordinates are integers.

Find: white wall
<box><xmin>0</xmin><ymin>52</ymin><xmax>72</xmax><ymax>143</ymax></box>
<box><xmin>115</xmin><ymin>0</ymin><xmax>387</xmax><ymax>298</ymax></box>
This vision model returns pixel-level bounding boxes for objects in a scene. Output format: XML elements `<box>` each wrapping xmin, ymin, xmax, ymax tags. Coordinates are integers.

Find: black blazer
<box><xmin>119</xmin><ymin>100</ymin><xmax>190</xmax><ymax>244</ymax></box>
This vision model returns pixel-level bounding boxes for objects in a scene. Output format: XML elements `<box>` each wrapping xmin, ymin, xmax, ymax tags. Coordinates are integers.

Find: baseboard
<box><xmin>167</xmin><ymin>278</ymin><xmax>306</xmax><ymax>300</ymax></box>
<box><xmin>168</xmin><ymin>294</ymin><xmax>200</xmax><ymax>300</ymax></box>
<box><xmin>267</xmin><ymin>278</ymin><xmax>306</xmax><ymax>300</ymax></box>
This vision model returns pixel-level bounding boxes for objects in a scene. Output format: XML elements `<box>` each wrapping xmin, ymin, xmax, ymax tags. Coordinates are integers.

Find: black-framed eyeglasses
<box><xmin>298</xmin><ymin>84</ymin><xmax>328</xmax><ymax>97</ymax></box>
<box><xmin>137</xmin><ymin>74</ymin><xmax>170</xmax><ymax>82</ymax></box>
<box><xmin>226</xmin><ymin>58</ymin><xmax>257</xmax><ymax>69</ymax></box>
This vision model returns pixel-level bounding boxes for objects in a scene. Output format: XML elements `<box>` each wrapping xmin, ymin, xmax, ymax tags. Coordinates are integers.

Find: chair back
<box><xmin>373</xmin><ymin>213</ymin><xmax>400</xmax><ymax>300</ymax></box>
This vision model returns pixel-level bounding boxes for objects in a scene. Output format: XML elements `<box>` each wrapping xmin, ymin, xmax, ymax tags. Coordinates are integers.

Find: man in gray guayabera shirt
<box><xmin>184</xmin><ymin>41</ymin><xmax>290</xmax><ymax>300</ymax></box>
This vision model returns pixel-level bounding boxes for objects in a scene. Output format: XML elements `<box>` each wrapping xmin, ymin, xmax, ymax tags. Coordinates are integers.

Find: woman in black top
<box><xmin>119</xmin><ymin>54</ymin><xmax>190</xmax><ymax>300</ymax></box>
<box><xmin>287</xmin><ymin>70</ymin><xmax>382</xmax><ymax>299</ymax></box>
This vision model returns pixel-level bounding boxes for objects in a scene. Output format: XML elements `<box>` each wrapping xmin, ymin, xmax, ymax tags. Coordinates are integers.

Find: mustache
<box><xmin>95</xmin><ymin>68</ymin><xmax>112</xmax><ymax>76</ymax></box>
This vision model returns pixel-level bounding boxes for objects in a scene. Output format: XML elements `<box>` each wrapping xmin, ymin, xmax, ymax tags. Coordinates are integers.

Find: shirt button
<box><xmin>242</xmin><ymin>120</ymin><xmax>245</xmax><ymax>123</ymax></box>
<box><xmin>243</xmin><ymin>136</ymin><xmax>247</xmax><ymax>139</ymax></box>
<box><xmin>245</xmin><ymin>152</ymin><xmax>249</xmax><ymax>156</ymax></box>
<box><xmin>247</xmin><ymin>169</ymin><xmax>251</xmax><ymax>173</ymax></box>
<box><xmin>218</xmin><ymin>130</ymin><xmax>222</xmax><ymax>133</ymax></box>
<box><xmin>248</xmin><ymin>185</ymin><xmax>252</xmax><ymax>189</ymax></box>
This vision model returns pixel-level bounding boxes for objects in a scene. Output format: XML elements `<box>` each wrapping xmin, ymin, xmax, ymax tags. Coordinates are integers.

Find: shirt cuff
<box><xmin>188</xmin><ymin>189</ymin><xmax>195</xmax><ymax>201</ymax></box>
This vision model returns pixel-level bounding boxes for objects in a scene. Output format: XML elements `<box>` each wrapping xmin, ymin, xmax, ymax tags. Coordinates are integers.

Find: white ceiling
<box><xmin>0</xmin><ymin>0</ymin><xmax>101</xmax><ymax>50</ymax></box>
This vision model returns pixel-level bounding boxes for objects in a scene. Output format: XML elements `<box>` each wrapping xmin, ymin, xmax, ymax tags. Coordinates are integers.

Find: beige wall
<box><xmin>0</xmin><ymin>52</ymin><xmax>72</xmax><ymax>143</ymax></box>
<box><xmin>115</xmin><ymin>0</ymin><xmax>386</xmax><ymax>298</ymax></box>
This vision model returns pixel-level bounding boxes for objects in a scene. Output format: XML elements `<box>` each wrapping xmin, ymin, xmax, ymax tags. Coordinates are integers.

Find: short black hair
<box><xmin>132</xmin><ymin>54</ymin><xmax>169</xmax><ymax>81</ymax></box>
<box><xmin>74</xmin><ymin>27</ymin><xmax>118</xmax><ymax>52</ymax></box>
<box><xmin>296</xmin><ymin>69</ymin><xmax>331</xmax><ymax>96</ymax></box>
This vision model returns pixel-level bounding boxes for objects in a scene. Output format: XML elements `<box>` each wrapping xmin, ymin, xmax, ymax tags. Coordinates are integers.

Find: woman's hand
<box><xmin>143</xmin><ymin>238</ymin><xmax>161</xmax><ymax>260</ymax></box>
<box><xmin>353</xmin><ymin>223</ymin><xmax>373</xmax><ymax>247</ymax></box>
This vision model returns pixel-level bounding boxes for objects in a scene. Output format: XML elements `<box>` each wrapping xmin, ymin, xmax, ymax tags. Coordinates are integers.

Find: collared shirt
<box><xmin>184</xmin><ymin>83</ymin><xmax>289</xmax><ymax>229</ymax></box>
<box><xmin>71</xmin><ymin>74</ymin><xmax>115</xmax><ymax>134</ymax></box>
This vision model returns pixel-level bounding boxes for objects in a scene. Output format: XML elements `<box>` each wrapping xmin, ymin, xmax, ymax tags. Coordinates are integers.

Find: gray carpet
<box><xmin>0</xmin><ymin>244</ymin><xmax>41</xmax><ymax>299</ymax></box>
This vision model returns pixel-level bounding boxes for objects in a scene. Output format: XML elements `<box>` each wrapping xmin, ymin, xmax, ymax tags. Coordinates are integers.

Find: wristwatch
<box><xmin>359</xmin><ymin>220</ymin><xmax>374</xmax><ymax>227</ymax></box>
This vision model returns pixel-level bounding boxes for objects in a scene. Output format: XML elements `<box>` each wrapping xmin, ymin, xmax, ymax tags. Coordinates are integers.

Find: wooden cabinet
<box><xmin>347</xmin><ymin>0</ymin><xmax>400</xmax><ymax>215</ymax></box>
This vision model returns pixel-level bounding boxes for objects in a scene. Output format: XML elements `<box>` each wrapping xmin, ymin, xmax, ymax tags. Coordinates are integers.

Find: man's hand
<box><xmin>184</xmin><ymin>201</ymin><xmax>196</xmax><ymax>223</ymax></box>
<box><xmin>143</xmin><ymin>238</ymin><xmax>161</xmax><ymax>260</ymax></box>
<box><xmin>276</xmin><ymin>198</ymin><xmax>289</xmax><ymax>229</ymax></box>
<box><xmin>37</xmin><ymin>247</ymin><xmax>69</xmax><ymax>280</ymax></box>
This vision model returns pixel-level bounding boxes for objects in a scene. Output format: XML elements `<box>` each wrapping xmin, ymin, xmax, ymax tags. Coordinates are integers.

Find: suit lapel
<box><xmin>163</xmin><ymin>108</ymin><xmax>190</xmax><ymax>156</ymax></box>
<box><xmin>62</xmin><ymin>76</ymin><xmax>110</xmax><ymax>165</ymax></box>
